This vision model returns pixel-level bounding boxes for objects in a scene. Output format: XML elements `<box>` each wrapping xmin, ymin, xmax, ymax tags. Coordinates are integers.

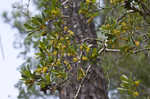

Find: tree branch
<box><xmin>105</xmin><ymin>48</ymin><xmax>120</xmax><ymax>52</ymax></box>
<box><xmin>133</xmin><ymin>48</ymin><xmax>150</xmax><ymax>54</ymax></box>
<box><xmin>104</xmin><ymin>48</ymin><xmax>150</xmax><ymax>54</ymax></box>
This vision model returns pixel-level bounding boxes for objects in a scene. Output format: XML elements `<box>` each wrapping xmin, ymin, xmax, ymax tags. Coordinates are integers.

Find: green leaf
<box><xmin>120</xmin><ymin>74</ymin><xmax>129</xmax><ymax>82</ymax></box>
<box><xmin>77</xmin><ymin>68</ymin><xmax>85</xmax><ymax>80</ymax></box>
<box><xmin>24</xmin><ymin>23</ymin><xmax>33</xmax><ymax>30</ymax></box>
<box><xmin>45</xmin><ymin>73</ymin><xmax>51</xmax><ymax>83</ymax></box>
<box><xmin>91</xmin><ymin>48</ymin><xmax>98</xmax><ymax>58</ymax></box>
<box><xmin>117</xmin><ymin>88</ymin><xmax>128</xmax><ymax>93</ymax></box>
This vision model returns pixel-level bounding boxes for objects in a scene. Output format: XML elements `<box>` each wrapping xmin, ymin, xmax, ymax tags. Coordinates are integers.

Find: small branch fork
<box><xmin>74</xmin><ymin>46</ymin><xmax>106</xmax><ymax>99</ymax></box>
<box><xmin>74</xmin><ymin>64</ymin><xmax>91</xmax><ymax>99</ymax></box>
<box><xmin>74</xmin><ymin>39</ymin><xmax>150</xmax><ymax>98</ymax></box>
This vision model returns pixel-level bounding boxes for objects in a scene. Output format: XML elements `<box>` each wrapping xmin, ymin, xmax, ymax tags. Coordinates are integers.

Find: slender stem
<box><xmin>134</xmin><ymin>48</ymin><xmax>150</xmax><ymax>54</ymax></box>
<box><xmin>74</xmin><ymin>47</ymin><xmax>105</xmax><ymax>99</ymax></box>
<box><xmin>74</xmin><ymin>65</ymin><xmax>92</xmax><ymax>99</ymax></box>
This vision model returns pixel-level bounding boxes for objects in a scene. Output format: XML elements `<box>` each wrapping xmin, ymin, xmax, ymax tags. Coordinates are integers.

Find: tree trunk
<box><xmin>59</xmin><ymin>0</ymin><xmax>108</xmax><ymax>99</ymax></box>
<box><xmin>59</xmin><ymin>66</ymin><xmax>108</xmax><ymax>99</ymax></box>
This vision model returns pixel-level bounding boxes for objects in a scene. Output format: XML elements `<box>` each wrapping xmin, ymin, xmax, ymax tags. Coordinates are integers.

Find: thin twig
<box><xmin>74</xmin><ymin>65</ymin><xmax>91</xmax><ymax>99</ymax></box>
<box><xmin>105</xmin><ymin>48</ymin><xmax>120</xmax><ymax>52</ymax></box>
<box><xmin>98</xmin><ymin>46</ymin><xmax>106</xmax><ymax>54</ymax></box>
<box><xmin>74</xmin><ymin>47</ymin><xmax>106</xmax><ymax>99</ymax></box>
<box><xmin>81</xmin><ymin>37</ymin><xmax>103</xmax><ymax>43</ymax></box>
<box><xmin>26</xmin><ymin>0</ymin><xmax>31</xmax><ymax>10</ymax></box>
<box><xmin>0</xmin><ymin>35</ymin><xmax>5</xmax><ymax>59</ymax></box>
<box><xmin>133</xmin><ymin>48</ymin><xmax>150</xmax><ymax>54</ymax></box>
<box><xmin>62</xmin><ymin>0</ymin><xmax>70</xmax><ymax>6</ymax></box>
<box><xmin>26</xmin><ymin>0</ymin><xmax>31</xmax><ymax>17</ymax></box>
<box><xmin>117</xmin><ymin>10</ymin><xmax>135</xmax><ymax>22</ymax></box>
<box><xmin>104</xmin><ymin>48</ymin><xmax>150</xmax><ymax>54</ymax></box>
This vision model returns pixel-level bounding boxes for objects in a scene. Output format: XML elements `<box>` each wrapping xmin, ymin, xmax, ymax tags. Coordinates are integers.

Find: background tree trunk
<box><xmin>58</xmin><ymin>0</ymin><xmax>108</xmax><ymax>99</ymax></box>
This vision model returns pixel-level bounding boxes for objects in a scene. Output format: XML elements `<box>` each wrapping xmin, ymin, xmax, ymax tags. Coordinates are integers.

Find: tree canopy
<box><xmin>3</xmin><ymin>0</ymin><xmax>150</xmax><ymax>99</ymax></box>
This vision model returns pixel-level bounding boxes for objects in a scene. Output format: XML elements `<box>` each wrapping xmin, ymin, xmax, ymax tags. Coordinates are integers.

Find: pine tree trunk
<box><xmin>58</xmin><ymin>0</ymin><xmax>108</xmax><ymax>99</ymax></box>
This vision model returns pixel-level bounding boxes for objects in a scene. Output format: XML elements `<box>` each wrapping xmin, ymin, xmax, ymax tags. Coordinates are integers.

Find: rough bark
<box><xmin>58</xmin><ymin>0</ymin><xmax>108</xmax><ymax>99</ymax></box>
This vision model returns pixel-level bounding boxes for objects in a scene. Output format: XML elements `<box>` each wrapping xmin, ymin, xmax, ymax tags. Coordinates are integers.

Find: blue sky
<box><xmin>0</xmin><ymin>0</ymin><xmax>22</xmax><ymax>99</ymax></box>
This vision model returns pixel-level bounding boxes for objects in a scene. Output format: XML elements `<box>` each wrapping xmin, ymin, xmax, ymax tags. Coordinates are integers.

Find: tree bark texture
<box><xmin>58</xmin><ymin>0</ymin><xmax>108</xmax><ymax>99</ymax></box>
